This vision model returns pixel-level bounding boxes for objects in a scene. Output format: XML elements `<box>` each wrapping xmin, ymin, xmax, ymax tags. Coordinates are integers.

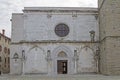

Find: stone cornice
<box><xmin>23</xmin><ymin>7</ymin><xmax>98</xmax><ymax>13</ymax></box>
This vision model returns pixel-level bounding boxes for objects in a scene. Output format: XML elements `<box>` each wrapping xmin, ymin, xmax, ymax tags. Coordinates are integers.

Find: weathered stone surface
<box><xmin>99</xmin><ymin>0</ymin><xmax>120</xmax><ymax>75</ymax></box>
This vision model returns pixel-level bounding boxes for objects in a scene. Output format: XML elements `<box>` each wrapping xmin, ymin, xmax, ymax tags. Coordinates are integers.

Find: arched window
<box><xmin>0</xmin><ymin>45</ymin><xmax>2</xmax><ymax>52</ymax></box>
<box><xmin>55</xmin><ymin>23</ymin><xmax>69</xmax><ymax>37</ymax></box>
<box><xmin>8</xmin><ymin>49</ymin><xmax>10</xmax><ymax>55</ymax></box>
<box><xmin>4</xmin><ymin>47</ymin><xmax>7</xmax><ymax>53</ymax></box>
<box><xmin>0</xmin><ymin>57</ymin><xmax>1</xmax><ymax>62</ymax></box>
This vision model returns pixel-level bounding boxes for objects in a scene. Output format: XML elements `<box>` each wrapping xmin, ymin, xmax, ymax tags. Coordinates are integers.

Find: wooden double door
<box><xmin>57</xmin><ymin>60</ymin><xmax>67</xmax><ymax>74</ymax></box>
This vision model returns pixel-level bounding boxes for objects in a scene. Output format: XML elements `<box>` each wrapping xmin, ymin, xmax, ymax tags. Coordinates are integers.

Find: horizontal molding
<box><xmin>100</xmin><ymin>36</ymin><xmax>120</xmax><ymax>42</ymax></box>
<box><xmin>23</xmin><ymin>7</ymin><xmax>98</xmax><ymax>14</ymax></box>
<box><xmin>23</xmin><ymin>7</ymin><xmax>98</xmax><ymax>12</ymax></box>
<box><xmin>11</xmin><ymin>40</ymin><xmax>99</xmax><ymax>44</ymax></box>
<box><xmin>23</xmin><ymin>10</ymin><xmax>98</xmax><ymax>13</ymax></box>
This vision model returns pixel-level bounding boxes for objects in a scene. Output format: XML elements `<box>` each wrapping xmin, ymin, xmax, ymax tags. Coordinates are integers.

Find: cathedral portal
<box><xmin>52</xmin><ymin>46</ymin><xmax>74</xmax><ymax>75</ymax></box>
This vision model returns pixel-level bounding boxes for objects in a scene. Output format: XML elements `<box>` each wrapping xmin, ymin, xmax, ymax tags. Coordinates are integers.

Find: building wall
<box><xmin>99</xmin><ymin>0</ymin><xmax>120</xmax><ymax>75</ymax></box>
<box><xmin>11</xmin><ymin>14</ymin><xmax>24</xmax><ymax>43</ymax></box>
<box><xmin>23</xmin><ymin>13</ymin><xmax>98</xmax><ymax>41</ymax></box>
<box><xmin>0</xmin><ymin>32</ymin><xmax>10</xmax><ymax>74</ymax></box>
<box><xmin>10</xmin><ymin>7</ymin><xmax>99</xmax><ymax>75</ymax></box>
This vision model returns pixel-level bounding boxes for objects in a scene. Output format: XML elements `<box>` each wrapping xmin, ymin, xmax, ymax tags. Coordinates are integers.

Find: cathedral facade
<box><xmin>10</xmin><ymin>7</ymin><xmax>99</xmax><ymax>75</ymax></box>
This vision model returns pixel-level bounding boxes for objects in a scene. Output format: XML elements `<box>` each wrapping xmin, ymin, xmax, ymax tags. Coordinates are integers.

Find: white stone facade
<box><xmin>10</xmin><ymin>7</ymin><xmax>99</xmax><ymax>75</ymax></box>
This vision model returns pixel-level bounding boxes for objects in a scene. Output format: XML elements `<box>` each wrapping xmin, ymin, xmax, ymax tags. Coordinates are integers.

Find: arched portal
<box><xmin>52</xmin><ymin>45</ymin><xmax>74</xmax><ymax>75</ymax></box>
<box><xmin>57</xmin><ymin>51</ymin><xmax>68</xmax><ymax>74</ymax></box>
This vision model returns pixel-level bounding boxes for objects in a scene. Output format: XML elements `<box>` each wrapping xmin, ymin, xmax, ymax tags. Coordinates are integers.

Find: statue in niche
<box><xmin>22</xmin><ymin>50</ymin><xmax>26</xmax><ymax>61</ymax></box>
<box><xmin>46</xmin><ymin>50</ymin><xmax>52</xmax><ymax>61</ymax></box>
<box><xmin>95</xmin><ymin>47</ymin><xmax>100</xmax><ymax>73</ymax></box>
<box><xmin>89</xmin><ymin>30</ymin><xmax>95</xmax><ymax>42</ymax></box>
<box><xmin>73</xmin><ymin>50</ymin><xmax>79</xmax><ymax>61</ymax></box>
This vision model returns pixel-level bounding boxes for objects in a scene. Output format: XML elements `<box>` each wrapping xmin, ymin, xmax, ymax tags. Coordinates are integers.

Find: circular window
<box><xmin>55</xmin><ymin>23</ymin><xmax>69</xmax><ymax>37</ymax></box>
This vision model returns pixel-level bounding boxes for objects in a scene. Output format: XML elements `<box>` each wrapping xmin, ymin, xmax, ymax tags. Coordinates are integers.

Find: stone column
<box><xmin>73</xmin><ymin>50</ymin><xmax>79</xmax><ymax>74</ymax></box>
<box><xmin>46</xmin><ymin>50</ymin><xmax>52</xmax><ymax>75</ymax></box>
<box><xmin>95</xmin><ymin>48</ymin><xmax>100</xmax><ymax>73</ymax></box>
<box><xmin>21</xmin><ymin>50</ymin><xmax>26</xmax><ymax>75</ymax></box>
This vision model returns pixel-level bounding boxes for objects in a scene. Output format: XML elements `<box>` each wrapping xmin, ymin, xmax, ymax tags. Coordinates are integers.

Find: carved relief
<box><xmin>58</xmin><ymin>51</ymin><xmax>67</xmax><ymax>57</ymax></box>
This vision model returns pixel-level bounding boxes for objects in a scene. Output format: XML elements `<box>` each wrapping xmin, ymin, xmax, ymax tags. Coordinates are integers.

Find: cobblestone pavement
<box><xmin>0</xmin><ymin>74</ymin><xmax>120</xmax><ymax>80</ymax></box>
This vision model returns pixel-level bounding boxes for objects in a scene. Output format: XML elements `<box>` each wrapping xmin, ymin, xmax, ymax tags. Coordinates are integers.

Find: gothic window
<box><xmin>55</xmin><ymin>23</ymin><xmax>69</xmax><ymax>37</ymax></box>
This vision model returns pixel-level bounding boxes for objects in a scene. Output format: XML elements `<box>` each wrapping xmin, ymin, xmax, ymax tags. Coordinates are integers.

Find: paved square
<box><xmin>0</xmin><ymin>74</ymin><xmax>120</xmax><ymax>80</ymax></box>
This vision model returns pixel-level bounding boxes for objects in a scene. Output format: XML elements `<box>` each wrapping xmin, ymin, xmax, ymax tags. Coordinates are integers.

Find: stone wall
<box><xmin>99</xmin><ymin>0</ymin><xmax>120</xmax><ymax>75</ymax></box>
<box><xmin>11</xmin><ymin>13</ymin><xmax>24</xmax><ymax>42</ymax></box>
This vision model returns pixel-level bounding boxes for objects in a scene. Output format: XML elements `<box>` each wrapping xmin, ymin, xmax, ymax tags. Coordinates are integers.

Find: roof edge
<box><xmin>23</xmin><ymin>7</ymin><xmax>98</xmax><ymax>12</ymax></box>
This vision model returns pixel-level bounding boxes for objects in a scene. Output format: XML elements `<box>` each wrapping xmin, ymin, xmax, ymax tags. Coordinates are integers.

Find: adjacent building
<box><xmin>0</xmin><ymin>30</ymin><xmax>11</xmax><ymax>74</ymax></box>
<box><xmin>98</xmin><ymin>0</ymin><xmax>120</xmax><ymax>75</ymax></box>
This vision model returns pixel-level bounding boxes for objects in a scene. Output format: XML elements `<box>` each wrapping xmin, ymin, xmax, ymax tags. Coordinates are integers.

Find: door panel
<box><xmin>57</xmin><ymin>60</ymin><xmax>67</xmax><ymax>74</ymax></box>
